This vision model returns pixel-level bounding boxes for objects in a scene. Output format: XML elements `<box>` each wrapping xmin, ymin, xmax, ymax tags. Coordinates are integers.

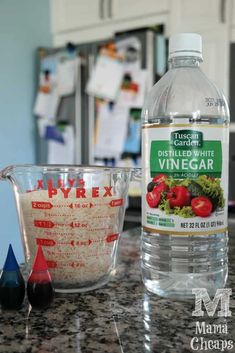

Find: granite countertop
<box><xmin>0</xmin><ymin>227</ymin><xmax>234</xmax><ymax>353</ymax></box>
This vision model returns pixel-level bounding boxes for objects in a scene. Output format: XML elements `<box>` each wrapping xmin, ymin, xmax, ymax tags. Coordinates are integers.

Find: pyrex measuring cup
<box><xmin>0</xmin><ymin>165</ymin><xmax>138</xmax><ymax>293</ymax></box>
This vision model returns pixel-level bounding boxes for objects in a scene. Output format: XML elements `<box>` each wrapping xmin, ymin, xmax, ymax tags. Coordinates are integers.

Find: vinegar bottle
<box><xmin>141</xmin><ymin>33</ymin><xmax>229</xmax><ymax>298</ymax></box>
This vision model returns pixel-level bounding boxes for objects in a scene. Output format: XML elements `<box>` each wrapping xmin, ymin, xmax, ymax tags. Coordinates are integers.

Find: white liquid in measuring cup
<box><xmin>19</xmin><ymin>188</ymin><xmax>123</xmax><ymax>291</ymax></box>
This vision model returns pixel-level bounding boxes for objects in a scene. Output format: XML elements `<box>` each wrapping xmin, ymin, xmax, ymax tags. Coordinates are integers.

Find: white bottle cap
<box><xmin>169</xmin><ymin>33</ymin><xmax>202</xmax><ymax>60</ymax></box>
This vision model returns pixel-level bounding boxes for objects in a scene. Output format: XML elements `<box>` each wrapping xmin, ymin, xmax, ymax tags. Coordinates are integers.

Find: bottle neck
<box><xmin>168</xmin><ymin>56</ymin><xmax>202</xmax><ymax>69</ymax></box>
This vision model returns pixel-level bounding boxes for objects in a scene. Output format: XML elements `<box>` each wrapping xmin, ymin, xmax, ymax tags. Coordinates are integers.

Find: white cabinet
<box><xmin>112</xmin><ymin>0</ymin><xmax>169</xmax><ymax>21</ymax></box>
<box><xmin>51</xmin><ymin>0</ymin><xmax>170</xmax><ymax>35</ymax></box>
<box><xmin>167</xmin><ymin>0</ymin><xmax>230</xmax><ymax>99</ymax></box>
<box><xmin>168</xmin><ymin>0</ymin><xmax>229</xmax><ymax>35</ymax></box>
<box><xmin>51</xmin><ymin>0</ymin><xmax>102</xmax><ymax>33</ymax></box>
<box><xmin>200</xmin><ymin>27</ymin><xmax>229</xmax><ymax>98</ymax></box>
<box><xmin>52</xmin><ymin>0</ymin><xmax>169</xmax><ymax>45</ymax></box>
<box><xmin>169</xmin><ymin>0</ymin><xmax>224</xmax><ymax>31</ymax></box>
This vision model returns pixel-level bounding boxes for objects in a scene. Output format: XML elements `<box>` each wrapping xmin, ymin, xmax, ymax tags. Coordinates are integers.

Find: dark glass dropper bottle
<box><xmin>0</xmin><ymin>244</ymin><xmax>25</xmax><ymax>310</ymax></box>
<box><xmin>27</xmin><ymin>245</ymin><xmax>54</xmax><ymax>310</ymax></box>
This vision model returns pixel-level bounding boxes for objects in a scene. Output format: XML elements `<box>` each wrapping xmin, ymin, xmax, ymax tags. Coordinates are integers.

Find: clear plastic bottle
<box><xmin>141</xmin><ymin>33</ymin><xmax>229</xmax><ymax>299</ymax></box>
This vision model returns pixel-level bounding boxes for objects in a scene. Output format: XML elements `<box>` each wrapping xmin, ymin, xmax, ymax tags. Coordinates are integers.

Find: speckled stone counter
<box><xmin>0</xmin><ymin>226</ymin><xmax>235</xmax><ymax>353</ymax></box>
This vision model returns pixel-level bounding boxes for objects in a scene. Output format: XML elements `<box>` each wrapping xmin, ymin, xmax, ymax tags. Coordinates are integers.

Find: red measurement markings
<box><xmin>92</xmin><ymin>238</ymin><xmax>105</xmax><ymax>243</ymax></box>
<box><xmin>46</xmin><ymin>260</ymin><xmax>57</xmax><ymax>268</ymax></box>
<box><xmin>89</xmin><ymin>202</ymin><xmax>110</xmax><ymax>208</ymax></box>
<box><xmin>31</xmin><ymin>199</ymin><xmax>123</xmax><ymax>211</ymax></box>
<box><xmin>109</xmin><ymin>199</ymin><xmax>123</xmax><ymax>207</ymax></box>
<box><xmin>70</xmin><ymin>222</ymin><xmax>88</xmax><ymax>228</ymax></box>
<box><xmin>32</xmin><ymin>201</ymin><xmax>53</xmax><ymax>210</ymax></box>
<box><xmin>36</xmin><ymin>238</ymin><xmax>95</xmax><ymax>247</ymax></box>
<box><xmin>36</xmin><ymin>238</ymin><xmax>56</xmax><ymax>246</ymax></box>
<box><xmin>68</xmin><ymin>202</ymin><xmax>92</xmax><ymax>209</ymax></box>
<box><xmin>34</xmin><ymin>220</ymin><xmax>88</xmax><ymax>228</ymax></box>
<box><xmin>70</xmin><ymin>239</ymin><xmax>92</xmax><ymax>246</ymax></box>
<box><xmin>106</xmin><ymin>233</ymin><xmax>119</xmax><ymax>242</ymax></box>
<box><xmin>67</xmin><ymin>262</ymin><xmax>85</xmax><ymax>268</ymax></box>
<box><xmin>55</xmin><ymin>223</ymin><xmax>71</xmax><ymax>227</ymax></box>
<box><xmin>93</xmin><ymin>214</ymin><xmax>115</xmax><ymax>219</ymax></box>
<box><xmin>90</xmin><ymin>233</ymin><xmax>119</xmax><ymax>243</ymax></box>
<box><xmin>88</xmin><ymin>227</ymin><xmax>112</xmax><ymax>232</ymax></box>
<box><xmin>69</xmin><ymin>233</ymin><xmax>119</xmax><ymax>246</ymax></box>
<box><xmin>34</xmin><ymin>220</ymin><xmax>55</xmax><ymax>228</ymax></box>
<box><xmin>35</xmin><ymin>233</ymin><xmax>118</xmax><ymax>249</ymax></box>
<box><xmin>90</xmin><ymin>198</ymin><xmax>123</xmax><ymax>208</ymax></box>
<box><xmin>53</xmin><ymin>204</ymin><xmax>70</xmax><ymax>208</ymax></box>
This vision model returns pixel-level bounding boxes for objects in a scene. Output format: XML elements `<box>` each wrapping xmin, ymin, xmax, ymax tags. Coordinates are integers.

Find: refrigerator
<box><xmin>34</xmin><ymin>26</ymin><xmax>167</xmax><ymax>228</ymax></box>
<box><xmin>35</xmin><ymin>26</ymin><xmax>167</xmax><ymax>164</ymax></box>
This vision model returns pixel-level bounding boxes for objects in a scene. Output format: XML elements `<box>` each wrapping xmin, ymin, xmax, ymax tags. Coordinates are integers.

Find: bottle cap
<box><xmin>3</xmin><ymin>244</ymin><xmax>20</xmax><ymax>271</ymax></box>
<box><xmin>32</xmin><ymin>245</ymin><xmax>48</xmax><ymax>271</ymax></box>
<box><xmin>169</xmin><ymin>33</ymin><xmax>202</xmax><ymax>60</ymax></box>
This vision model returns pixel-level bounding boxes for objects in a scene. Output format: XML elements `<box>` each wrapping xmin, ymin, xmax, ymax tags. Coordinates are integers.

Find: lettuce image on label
<box><xmin>146</xmin><ymin>174</ymin><xmax>225</xmax><ymax>218</ymax></box>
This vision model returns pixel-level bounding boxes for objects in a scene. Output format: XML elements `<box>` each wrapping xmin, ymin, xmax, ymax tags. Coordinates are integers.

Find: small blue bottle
<box><xmin>0</xmin><ymin>244</ymin><xmax>25</xmax><ymax>310</ymax></box>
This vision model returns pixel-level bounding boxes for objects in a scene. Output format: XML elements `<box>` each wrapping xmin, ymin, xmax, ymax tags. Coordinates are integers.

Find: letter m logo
<box><xmin>192</xmin><ymin>288</ymin><xmax>232</xmax><ymax>317</ymax></box>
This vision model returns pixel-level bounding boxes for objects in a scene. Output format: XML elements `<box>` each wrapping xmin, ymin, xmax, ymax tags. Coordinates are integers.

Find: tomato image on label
<box><xmin>146</xmin><ymin>189</ymin><xmax>161</xmax><ymax>208</ymax></box>
<box><xmin>152</xmin><ymin>174</ymin><xmax>168</xmax><ymax>184</ymax></box>
<box><xmin>147</xmin><ymin>174</ymin><xmax>168</xmax><ymax>192</ymax></box>
<box><xmin>167</xmin><ymin>186</ymin><xmax>191</xmax><ymax>208</ymax></box>
<box><xmin>146</xmin><ymin>174</ymin><xmax>169</xmax><ymax>208</ymax></box>
<box><xmin>191</xmin><ymin>196</ymin><xmax>213</xmax><ymax>217</ymax></box>
<box><xmin>155</xmin><ymin>182</ymin><xmax>168</xmax><ymax>193</ymax></box>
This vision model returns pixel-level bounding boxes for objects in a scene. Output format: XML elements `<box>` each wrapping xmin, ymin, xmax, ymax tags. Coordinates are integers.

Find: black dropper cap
<box><xmin>0</xmin><ymin>245</ymin><xmax>25</xmax><ymax>310</ymax></box>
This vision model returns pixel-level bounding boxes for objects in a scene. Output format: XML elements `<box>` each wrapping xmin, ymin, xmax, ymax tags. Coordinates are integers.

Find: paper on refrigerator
<box><xmin>33</xmin><ymin>90</ymin><xmax>60</xmax><ymax>120</ymax></box>
<box><xmin>86</xmin><ymin>54</ymin><xmax>124</xmax><ymax>101</ymax></box>
<box><xmin>95</xmin><ymin>103</ymin><xmax>129</xmax><ymax>159</ymax></box>
<box><xmin>117</xmin><ymin>69</ymin><xmax>148</xmax><ymax>108</ymax></box>
<box><xmin>57</xmin><ymin>58</ymin><xmax>78</xmax><ymax>96</ymax></box>
<box><xmin>116</xmin><ymin>36</ymin><xmax>142</xmax><ymax>73</ymax></box>
<box><xmin>47</xmin><ymin>125</ymin><xmax>75</xmax><ymax>164</ymax></box>
<box><xmin>33</xmin><ymin>73</ymin><xmax>60</xmax><ymax>120</ymax></box>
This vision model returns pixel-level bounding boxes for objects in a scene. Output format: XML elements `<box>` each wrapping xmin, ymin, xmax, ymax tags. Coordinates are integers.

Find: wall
<box><xmin>0</xmin><ymin>0</ymin><xmax>52</xmax><ymax>266</ymax></box>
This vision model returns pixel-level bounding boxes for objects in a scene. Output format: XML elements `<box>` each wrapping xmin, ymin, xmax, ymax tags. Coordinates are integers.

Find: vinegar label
<box><xmin>142</xmin><ymin>124</ymin><xmax>229</xmax><ymax>235</ymax></box>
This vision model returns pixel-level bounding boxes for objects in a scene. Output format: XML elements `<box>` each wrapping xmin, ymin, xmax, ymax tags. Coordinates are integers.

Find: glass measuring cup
<box><xmin>0</xmin><ymin>165</ymin><xmax>139</xmax><ymax>293</ymax></box>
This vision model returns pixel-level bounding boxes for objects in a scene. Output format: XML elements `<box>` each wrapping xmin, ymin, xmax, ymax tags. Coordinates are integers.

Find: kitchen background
<box><xmin>0</xmin><ymin>0</ymin><xmax>234</xmax><ymax>265</ymax></box>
